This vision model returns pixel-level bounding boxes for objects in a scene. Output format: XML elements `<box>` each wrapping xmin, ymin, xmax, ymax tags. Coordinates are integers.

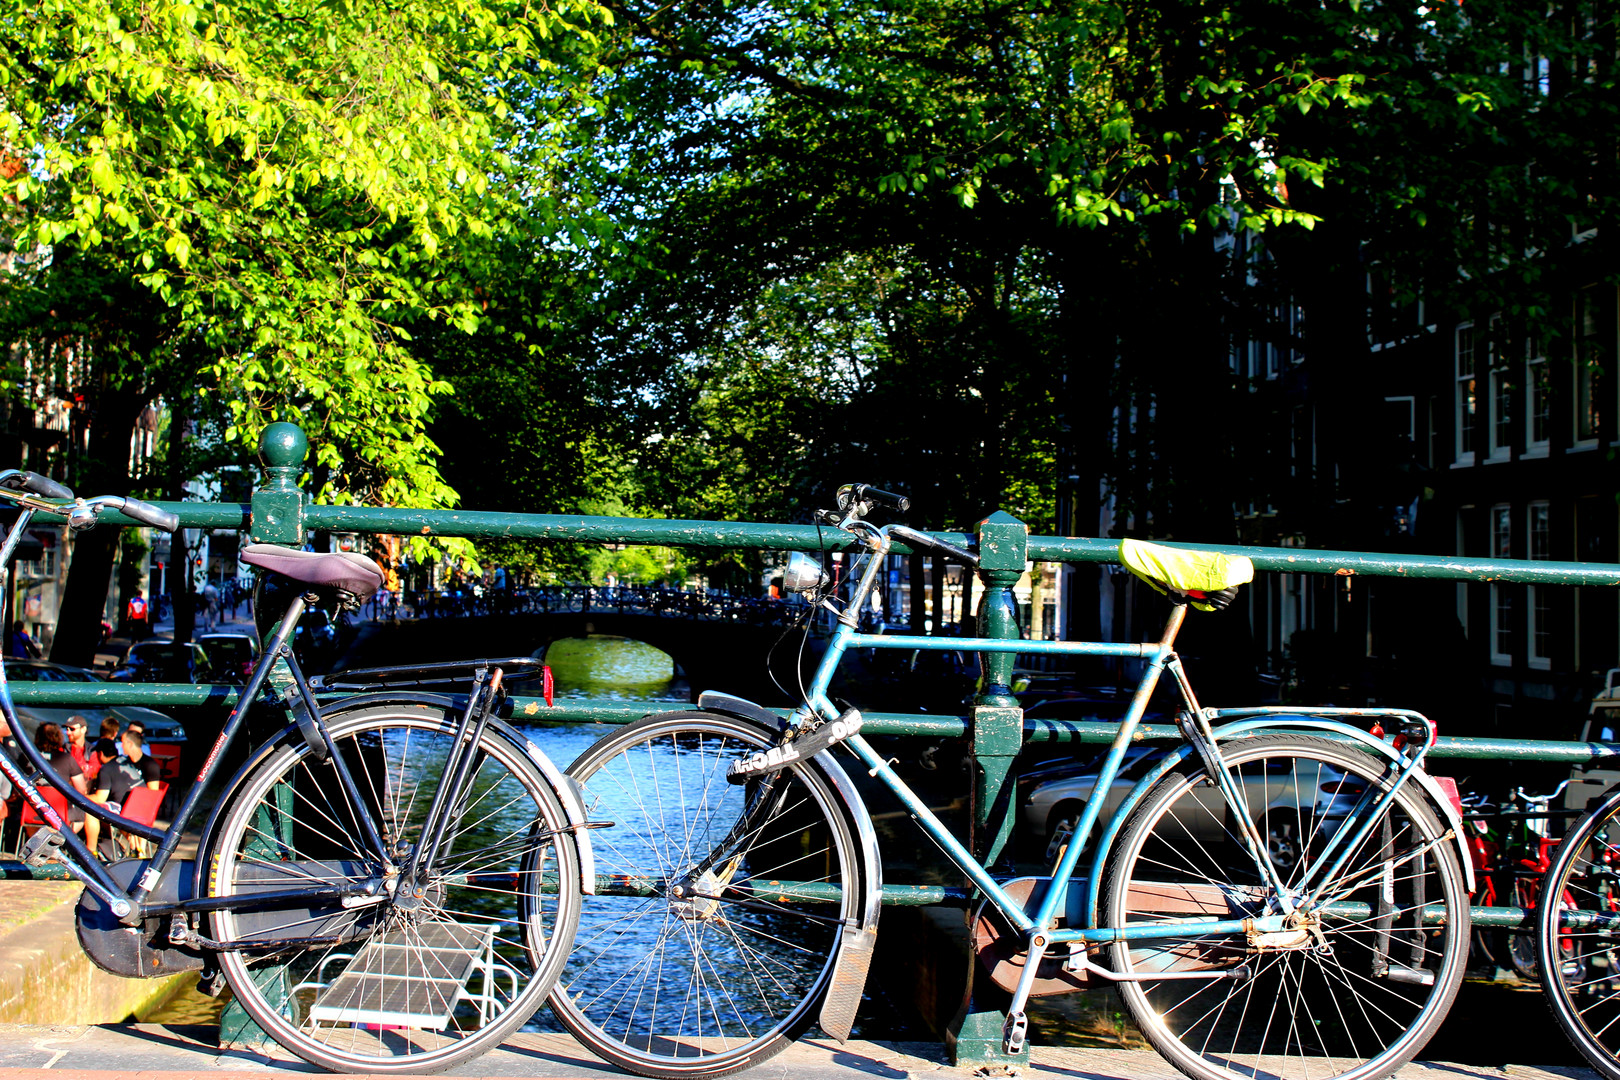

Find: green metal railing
<box><xmin>9</xmin><ymin>421</ymin><xmax>1620</xmax><ymax>1060</ymax></box>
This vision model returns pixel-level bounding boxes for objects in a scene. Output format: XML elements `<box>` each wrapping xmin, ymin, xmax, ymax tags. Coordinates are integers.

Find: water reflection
<box><xmin>543</xmin><ymin>635</ymin><xmax>688</xmax><ymax>703</ymax></box>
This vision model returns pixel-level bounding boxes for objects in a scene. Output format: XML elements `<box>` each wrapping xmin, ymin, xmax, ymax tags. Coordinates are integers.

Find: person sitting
<box><xmin>65</xmin><ymin>716</ymin><xmax>100</xmax><ymax>786</ymax></box>
<box><xmin>91</xmin><ymin>717</ymin><xmax>119</xmax><ymax>774</ymax></box>
<box><xmin>6</xmin><ymin>622</ymin><xmax>40</xmax><ymax>659</ymax></box>
<box><xmin>34</xmin><ymin>722</ymin><xmax>88</xmax><ymax>842</ymax></box>
<box><xmin>91</xmin><ymin>726</ymin><xmax>163</xmax><ymax>861</ymax></box>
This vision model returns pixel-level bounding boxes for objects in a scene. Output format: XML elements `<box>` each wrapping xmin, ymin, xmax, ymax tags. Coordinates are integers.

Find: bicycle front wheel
<box><xmin>1539</xmin><ymin>784</ymin><xmax>1620</xmax><ymax>1080</ymax></box>
<box><xmin>207</xmin><ymin>702</ymin><xmax>581</xmax><ymax>1074</ymax></box>
<box><xmin>1101</xmin><ymin>734</ymin><xmax>1469</xmax><ymax>1080</ymax></box>
<box><xmin>551</xmin><ymin>711</ymin><xmax>862</xmax><ymax>1079</ymax></box>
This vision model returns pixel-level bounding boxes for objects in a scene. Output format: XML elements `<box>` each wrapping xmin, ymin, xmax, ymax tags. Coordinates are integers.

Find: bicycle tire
<box><xmin>1539</xmin><ymin>784</ymin><xmax>1620</xmax><ymax>1080</ymax></box>
<box><xmin>207</xmin><ymin>701</ymin><xmax>581</xmax><ymax>1074</ymax></box>
<box><xmin>1509</xmin><ymin>875</ymin><xmax>1542</xmax><ymax>979</ymax></box>
<box><xmin>549</xmin><ymin>710</ymin><xmax>862</xmax><ymax>1079</ymax></box>
<box><xmin>1100</xmin><ymin>734</ymin><xmax>1469</xmax><ymax>1080</ymax></box>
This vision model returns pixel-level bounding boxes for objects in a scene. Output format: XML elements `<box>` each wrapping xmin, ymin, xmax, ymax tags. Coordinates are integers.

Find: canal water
<box><xmin>143</xmin><ymin>634</ymin><xmax>684</xmax><ymax>1027</ymax></box>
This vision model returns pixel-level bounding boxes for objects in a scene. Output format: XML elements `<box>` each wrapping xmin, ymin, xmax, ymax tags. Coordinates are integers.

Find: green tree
<box><xmin>1</xmin><ymin>0</ymin><xmax>610</xmax><ymax>660</ymax></box>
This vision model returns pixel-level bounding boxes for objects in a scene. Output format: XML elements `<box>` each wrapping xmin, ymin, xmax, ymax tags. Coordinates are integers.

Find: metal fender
<box><xmin>1082</xmin><ymin>716</ymin><xmax>1475</xmax><ymax>924</ymax></box>
<box><xmin>697</xmin><ymin>691</ymin><xmax>880</xmax><ymax>1042</ymax></box>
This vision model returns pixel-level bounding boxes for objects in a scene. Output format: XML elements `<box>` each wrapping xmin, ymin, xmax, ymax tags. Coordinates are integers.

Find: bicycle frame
<box><xmin>787</xmin><ymin>525</ymin><xmax>1453</xmax><ymax>958</ymax></box>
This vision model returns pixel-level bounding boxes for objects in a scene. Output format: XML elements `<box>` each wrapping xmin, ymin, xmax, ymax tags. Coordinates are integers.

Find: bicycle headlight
<box><xmin>782</xmin><ymin>552</ymin><xmax>826</xmax><ymax>594</ymax></box>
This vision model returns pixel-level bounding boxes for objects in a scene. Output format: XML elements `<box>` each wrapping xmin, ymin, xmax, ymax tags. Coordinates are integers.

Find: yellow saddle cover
<box><xmin>1119</xmin><ymin>538</ymin><xmax>1254</xmax><ymax>611</ymax></box>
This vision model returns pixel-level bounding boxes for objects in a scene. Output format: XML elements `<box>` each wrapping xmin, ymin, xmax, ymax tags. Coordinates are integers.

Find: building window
<box><xmin>1526</xmin><ymin>336</ymin><xmax>1549</xmax><ymax>453</ymax></box>
<box><xmin>1455</xmin><ymin>323</ymin><xmax>1477</xmax><ymax>463</ymax></box>
<box><xmin>1491</xmin><ymin>504</ymin><xmax>1512</xmax><ymax>665</ymax></box>
<box><xmin>1487</xmin><ymin>316</ymin><xmax>1513</xmax><ymax>460</ymax></box>
<box><xmin>1528</xmin><ymin>502</ymin><xmax>1551</xmax><ymax>669</ymax></box>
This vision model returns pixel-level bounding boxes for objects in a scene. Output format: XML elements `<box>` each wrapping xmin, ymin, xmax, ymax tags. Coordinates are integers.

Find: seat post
<box><xmin>1158</xmin><ymin>599</ymin><xmax>1190</xmax><ymax>646</ymax></box>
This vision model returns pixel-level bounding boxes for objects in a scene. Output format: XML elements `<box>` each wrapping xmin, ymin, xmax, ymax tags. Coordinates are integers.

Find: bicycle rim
<box><xmin>1101</xmin><ymin>734</ymin><xmax>1468</xmax><ymax>1080</ymax></box>
<box><xmin>1539</xmin><ymin>785</ymin><xmax>1620</xmax><ymax>1080</ymax></box>
<box><xmin>209</xmin><ymin>703</ymin><xmax>580</xmax><ymax>1074</ymax></box>
<box><xmin>551</xmin><ymin>711</ymin><xmax>860</xmax><ymax>1079</ymax></box>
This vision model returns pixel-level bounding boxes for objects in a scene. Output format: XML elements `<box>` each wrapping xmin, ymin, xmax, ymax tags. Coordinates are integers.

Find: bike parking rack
<box><xmin>6</xmin><ymin>420</ymin><xmax>1620</xmax><ymax>1064</ymax></box>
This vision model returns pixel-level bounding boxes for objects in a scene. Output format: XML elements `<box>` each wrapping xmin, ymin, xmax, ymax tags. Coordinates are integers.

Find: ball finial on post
<box><xmin>259</xmin><ymin>422</ymin><xmax>308</xmax><ymax>471</ymax></box>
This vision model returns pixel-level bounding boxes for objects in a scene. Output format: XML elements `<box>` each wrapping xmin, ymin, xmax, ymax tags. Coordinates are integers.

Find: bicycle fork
<box><xmin>394</xmin><ymin>666</ymin><xmax>506</xmax><ymax>904</ymax></box>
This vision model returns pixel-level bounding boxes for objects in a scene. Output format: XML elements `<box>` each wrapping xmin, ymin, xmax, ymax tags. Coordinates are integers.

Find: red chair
<box><xmin>114</xmin><ymin>782</ymin><xmax>168</xmax><ymax>858</ymax></box>
<box><xmin>20</xmin><ymin>785</ymin><xmax>73</xmax><ymax>840</ymax></box>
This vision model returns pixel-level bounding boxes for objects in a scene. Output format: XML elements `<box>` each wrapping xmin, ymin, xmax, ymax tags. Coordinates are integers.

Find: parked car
<box><xmin>4</xmin><ymin>659</ymin><xmax>188</xmax><ymax>744</ymax></box>
<box><xmin>1020</xmin><ymin>744</ymin><xmax>1358</xmax><ymax>877</ymax></box>
<box><xmin>197</xmin><ymin>631</ymin><xmax>260</xmax><ymax>683</ymax></box>
<box><xmin>109</xmin><ymin>639</ymin><xmax>212</xmax><ymax>684</ymax></box>
<box><xmin>1567</xmin><ymin>667</ymin><xmax>1620</xmax><ymax>814</ymax></box>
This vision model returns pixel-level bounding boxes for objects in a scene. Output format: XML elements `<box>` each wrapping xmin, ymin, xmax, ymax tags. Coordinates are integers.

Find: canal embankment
<box><xmin>0</xmin><ymin>879</ymin><xmax>190</xmax><ymax>1026</ymax></box>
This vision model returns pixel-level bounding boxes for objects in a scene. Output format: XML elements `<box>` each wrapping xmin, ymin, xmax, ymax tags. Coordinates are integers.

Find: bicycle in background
<box><xmin>0</xmin><ymin>470</ymin><xmax>588</xmax><ymax>1074</ymax></box>
<box><xmin>1462</xmin><ymin>781</ymin><xmax>1576</xmax><ymax>979</ymax></box>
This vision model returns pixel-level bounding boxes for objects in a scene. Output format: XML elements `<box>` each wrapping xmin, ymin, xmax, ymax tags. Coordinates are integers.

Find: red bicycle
<box><xmin>1463</xmin><ymin>781</ymin><xmax>1577</xmax><ymax>979</ymax></box>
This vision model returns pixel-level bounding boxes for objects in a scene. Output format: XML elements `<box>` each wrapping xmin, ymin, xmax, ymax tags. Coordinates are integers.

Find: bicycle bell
<box><xmin>782</xmin><ymin>551</ymin><xmax>827</xmax><ymax>593</ymax></box>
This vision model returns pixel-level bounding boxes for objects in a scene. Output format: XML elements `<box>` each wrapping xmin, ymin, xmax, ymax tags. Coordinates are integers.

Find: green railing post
<box><xmin>221</xmin><ymin>422</ymin><xmax>307</xmax><ymax>1054</ymax></box>
<box><xmin>950</xmin><ymin>510</ymin><xmax>1030</xmax><ymax>1069</ymax></box>
<box><xmin>250</xmin><ymin>422</ymin><xmax>307</xmax><ymax>547</ymax></box>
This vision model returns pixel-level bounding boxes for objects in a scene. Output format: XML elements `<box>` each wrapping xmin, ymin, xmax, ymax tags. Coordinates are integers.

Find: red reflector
<box><xmin>1322</xmin><ymin>780</ymin><xmax>1368</xmax><ymax>795</ymax></box>
<box><xmin>543</xmin><ymin>665</ymin><xmax>554</xmax><ymax>708</ymax></box>
<box><xmin>1432</xmin><ymin>775</ymin><xmax>1464</xmax><ymax>818</ymax></box>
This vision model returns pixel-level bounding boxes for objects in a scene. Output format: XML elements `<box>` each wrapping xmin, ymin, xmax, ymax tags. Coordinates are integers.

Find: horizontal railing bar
<box><xmin>1025</xmin><ymin>535</ymin><xmax>1620</xmax><ymax>587</ymax></box>
<box><xmin>111</xmin><ymin>500</ymin><xmax>1620</xmax><ymax>586</ymax></box>
<box><xmin>16</xmin><ymin>685</ymin><xmax>1618</xmax><ymax>763</ymax></box>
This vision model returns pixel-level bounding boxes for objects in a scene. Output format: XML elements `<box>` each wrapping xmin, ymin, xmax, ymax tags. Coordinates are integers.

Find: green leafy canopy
<box><xmin>2</xmin><ymin>0</ymin><xmax>612</xmax><ymax>507</ymax></box>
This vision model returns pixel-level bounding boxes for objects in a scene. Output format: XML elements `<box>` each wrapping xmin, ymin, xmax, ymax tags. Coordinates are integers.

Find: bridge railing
<box><xmin>9</xmin><ymin>421</ymin><xmax>1620</xmax><ymax>1060</ymax></box>
<box><xmin>14</xmin><ymin>417</ymin><xmax>1620</xmax><ymax>835</ymax></box>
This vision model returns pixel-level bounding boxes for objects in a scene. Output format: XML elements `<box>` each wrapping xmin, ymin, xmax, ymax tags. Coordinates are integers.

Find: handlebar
<box><xmin>0</xmin><ymin>471</ymin><xmax>74</xmax><ymax>501</ymax></box>
<box><xmin>115</xmin><ymin>496</ymin><xmax>180</xmax><ymax>533</ymax></box>
<box><xmin>0</xmin><ymin>476</ymin><xmax>179</xmax><ymax>533</ymax></box>
<box><xmin>887</xmin><ymin>524</ymin><xmax>979</xmax><ymax>568</ymax></box>
<box><xmin>836</xmin><ymin>483</ymin><xmax>910</xmax><ymax>515</ymax></box>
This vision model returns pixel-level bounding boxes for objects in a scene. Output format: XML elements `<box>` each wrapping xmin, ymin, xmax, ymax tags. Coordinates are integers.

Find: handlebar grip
<box><xmin>854</xmin><ymin>485</ymin><xmax>910</xmax><ymax>513</ymax></box>
<box><xmin>119</xmin><ymin>497</ymin><xmax>180</xmax><ymax>533</ymax></box>
<box><xmin>888</xmin><ymin>524</ymin><xmax>979</xmax><ymax>567</ymax></box>
<box><xmin>11</xmin><ymin>472</ymin><xmax>74</xmax><ymax>500</ymax></box>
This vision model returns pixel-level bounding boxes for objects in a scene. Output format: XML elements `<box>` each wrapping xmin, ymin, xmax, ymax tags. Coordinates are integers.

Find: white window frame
<box><xmin>1486</xmin><ymin>316</ymin><xmax>1512</xmax><ymax>462</ymax></box>
<box><xmin>1490</xmin><ymin>504</ymin><xmax>1513</xmax><ymax>666</ymax></box>
<box><xmin>1527</xmin><ymin>501</ymin><xmax>1551</xmax><ymax>669</ymax></box>
<box><xmin>1525</xmin><ymin>336</ymin><xmax>1550</xmax><ymax>457</ymax></box>
<box><xmin>1454</xmin><ymin>323</ymin><xmax>1477</xmax><ymax>466</ymax></box>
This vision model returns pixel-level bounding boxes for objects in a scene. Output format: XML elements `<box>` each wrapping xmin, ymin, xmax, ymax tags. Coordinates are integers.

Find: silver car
<box><xmin>5</xmin><ymin>659</ymin><xmax>188</xmax><ymax>744</ymax></box>
<box><xmin>1021</xmin><ymin>746</ymin><xmax>1358</xmax><ymax>876</ymax></box>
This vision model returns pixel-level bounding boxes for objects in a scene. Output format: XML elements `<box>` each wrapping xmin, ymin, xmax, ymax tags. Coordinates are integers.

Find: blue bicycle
<box><xmin>549</xmin><ymin>485</ymin><xmax>1474</xmax><ymax>1080</ymax></box>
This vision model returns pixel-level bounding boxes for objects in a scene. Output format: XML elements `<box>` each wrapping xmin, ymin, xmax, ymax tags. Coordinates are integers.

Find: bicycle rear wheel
<box><xmin>1101</xmin><ymin>734</ymin><xmax>1469</xmax><ymax>1080</ymax></box>
<box><xmin>1539</xmin><ymin>784</ymin><xmax>1620</xmax><ymax>1080</ymax></box>
<box><xmin>551</xmin><ymin>711</ymin><xmax>862</xmax><ymax>1079</ymax></box>
<box><xmin>207</xmin><ymin>702</ymin><xmax>581</xmax><ymax>1074</ymax></box>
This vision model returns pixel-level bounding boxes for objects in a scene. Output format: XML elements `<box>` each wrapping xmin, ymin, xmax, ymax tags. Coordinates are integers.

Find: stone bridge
<box><xmin>348</xmin><ymin>586</ymin><xmax>831</xmax><ymax>702</ymax></box>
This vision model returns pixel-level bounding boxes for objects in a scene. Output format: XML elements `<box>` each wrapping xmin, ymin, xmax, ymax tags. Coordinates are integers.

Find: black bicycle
<box><xmin>0</xmin><ymin>470</ymin><xmax>587</xmax><ymax>1073</ymax></box>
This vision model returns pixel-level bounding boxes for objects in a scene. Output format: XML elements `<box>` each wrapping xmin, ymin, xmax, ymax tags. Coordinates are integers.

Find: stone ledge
<box><xmin>0</xmin><ymin>881</ymin><xmax>184</xmax><ymax>1026</ymax></box>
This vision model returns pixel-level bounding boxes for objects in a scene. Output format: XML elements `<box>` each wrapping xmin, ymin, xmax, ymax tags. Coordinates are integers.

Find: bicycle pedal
<box><xmin>1003</xmin><ymin>1010</ymin><xmax>1029</xmax><ymax>1055</ymax></box>
<box><xmin>21</xmin><ymin>827</ymin><xmax>66</xmax><ymax>866</ymax></box>
<box><xmin>728</xmin><ymin>708</ymin><xmax>863</xmax><ymax>783</ymax></box>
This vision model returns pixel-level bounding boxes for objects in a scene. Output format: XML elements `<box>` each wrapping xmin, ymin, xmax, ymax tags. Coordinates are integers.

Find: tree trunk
<box><xmin>50</xmin><ymin>385</ymin><xmax>150</xmax><ymax>667</ymax></box>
